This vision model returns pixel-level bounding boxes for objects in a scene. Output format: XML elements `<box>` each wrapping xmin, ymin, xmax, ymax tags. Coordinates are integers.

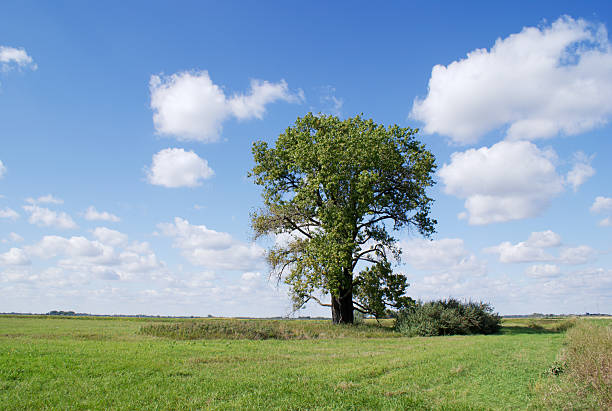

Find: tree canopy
<box><xmin>250</xmin><ymin>113</ymin><xmax>437</xmax><ymax>324</ymax></box>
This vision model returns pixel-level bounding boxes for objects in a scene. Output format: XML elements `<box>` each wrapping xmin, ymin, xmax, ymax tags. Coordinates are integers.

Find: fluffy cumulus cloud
<box><xmin>591</xmin><ymin>196</ymin><xmax>612</xmax><ymax>213</ymax></box>
<box><xmin>411</xmin><ymin>16</ymin><xmax>612</xmax><ymax>144</ymax></box>
<box><xmin>23</xmin><ymin>205</ymin><xmax>77</xmax><ymax>229</ymax></box>
<box><xmin>485</xmin><ymin>230</ymin><xmax>596</xmax><ymax>266</ymax></box>
<box><xmin>83</xmin><ymin>206</ymin><xmax>120</xmax><ymax>222</ymax></box>
<box><xmin>0</xmin><ymin>207</ymin><xmax>19</xmax><ymax>220</ymax></box>
<box><xmin>23</xmin><ymin>231</ymin><xmax>166</xmax><ymax>281</ymax></box>
<box><xmin>146</xmin><ymin>148</ymin><xmax>214</xmax><ymax>188</ymax></box>
<box><xmin>0</xmin><ymin>160</ymin><xmax>6</xmax><ymax>178</ymax></box>
<box><xmin>0</xmin><ymin>46</ymin><xmax>36</xmax><ymax>71</ymax></box>
<box><xmin>157</xmin><ymin>217</ymin><xmax>265</xmax><ymax>271</ymax></box>
<box><xmin>439</xmin><ymin>141</ymin><xmax>564</xmax><ymax>224</ymax></box>
<box><xmin>565</xmin><ymin>152</ymin><xmax>595</xmax><ymax>191</ymax></box>
<box><xmin>591</xmin><ymin>196</ymin><xmax>612</xmax><ymax>226</ymax></box>
<box><xmin>91</xmin><ymin>227</ymin><xmax>128</xmax><ymax>247</ymax></box>
<box><xmin>0</xmin><ymin>248</ymin><xmax>30</xmax><ymax>265</ymax></box>
<box><xmin>485</xmin><ymin>230</ymin><xmax>561</xmax><ymax>263</ymax></box>
<box><xmin>400</xmin><ymin>237</ymin><xmax>486</xmax><ymax>275</ymax></box>
<box><xmin>559</xmin><ymin>245</ymin><xmax>596</xmax><ymax>265</ymax></box>
<box><xmin>525</xmin><ymin>264</ymin><xmax>561</xmax><ymax>278</ymax></box>
<box><xmin>150</xmin><ymin>71</ymin><xmax>302</xmax><ymax>142</ymax></box>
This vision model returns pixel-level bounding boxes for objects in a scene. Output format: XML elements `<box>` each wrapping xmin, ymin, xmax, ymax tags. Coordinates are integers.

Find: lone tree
<box><xmin>250</xmin><ymin>113</ymin><xmax>436</xmax><ymax>324</ymax></box>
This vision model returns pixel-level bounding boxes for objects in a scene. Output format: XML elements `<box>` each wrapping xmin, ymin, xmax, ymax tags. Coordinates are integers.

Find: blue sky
<box><xmin>1</xmin><ymin>1</ymin><xmax>611</xmax><ymax>316</ymax></box>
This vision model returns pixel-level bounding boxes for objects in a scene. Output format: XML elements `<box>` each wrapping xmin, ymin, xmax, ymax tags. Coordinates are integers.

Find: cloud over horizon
<box><xmin>157</xmin><ymin>217</ymin><xmax>265</xmax><ymax>271</ymax></box>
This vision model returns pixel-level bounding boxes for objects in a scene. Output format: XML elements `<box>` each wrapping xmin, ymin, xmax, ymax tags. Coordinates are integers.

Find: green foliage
<box><xmin>527</xmin><ymin>319</ymin><xmax>545</xmax><ymax>330</ymax></box>
<box><xmin>395</xmin><ymin>299</ymin><xmax>502</xmax><ymax>337</ymax></box>
<box><xmin>250</xmin><ymin>113</ymin><xmax>437</xmax><ymax>322</ymax></box>
<box><xmin>551</xmin><ymin>317</ymin><xmax>578</xmax><ymax>332</ymax></box>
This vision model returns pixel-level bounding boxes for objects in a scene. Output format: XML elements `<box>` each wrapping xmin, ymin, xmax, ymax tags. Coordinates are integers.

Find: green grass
<box><xmin>0</xmin><ymin>315</ymin><xmax>603</xmax><ymax>410</ymax></box>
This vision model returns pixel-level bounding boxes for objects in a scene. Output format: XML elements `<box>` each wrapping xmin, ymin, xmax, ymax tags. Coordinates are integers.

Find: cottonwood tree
<box><xmin>250</xmin><ymin>113</ymin><xmax>436</xmax><ymax>324</ymax></box>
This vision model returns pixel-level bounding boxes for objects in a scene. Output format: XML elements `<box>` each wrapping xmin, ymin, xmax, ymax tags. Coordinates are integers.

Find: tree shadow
<box><xmin>500</xmin><ymin>326</ymin><xmax>558</xmax><ymax>335</ymax></box>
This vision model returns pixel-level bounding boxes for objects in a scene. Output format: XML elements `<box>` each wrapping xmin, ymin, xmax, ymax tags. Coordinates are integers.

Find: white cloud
<box><xmin>25</xmin><ymin>194</ymin><xmax>64</xmax><ymax>205</ymax></box>
<box><xmin>525</xmin><ymin>264</ymin><xmax>561</xmax><ymax>278</ymax></box>
<box><xmin>400</xmin><ymin>237</ymin><xmax>486</xmax><ymax>275</ymax></box>
<box><xmin>411</xmin><ymin>16</ymin><xmax>612</xmax><ymax>144</ymax></box>
<box><xmin>0</xmin><ymin>160</ymin><xmax>6</xmax><ymax>178</ymax></box>
<box><xmin>84</xmin><ymin>206</ymin><xmax>120</xmax><ymax>222</ymax></box>
<box><xmin>590</xmin><ymin>196</ymin><xmax>612</xmax><ymax>227</ymax></box>
<box><xmin>599</xmin><ymin>217</ymin><xmax>611</xmax><ymax>227</ymax></box>
<box><xmin>27</xmin><ymin>235</ymin><xmax>108</xmax><ymax>259</ymax></box>
<box><xmin>91</xmin><ymin>227</ymin><xmax>128</xmax><ymax>247</ymax></box>
<box><xmin>241</xmin><ymin>271</ymin><xmax>261</xmax><ymax>282</ymax></box>
<box><xmin>484</xmin><ymin>230</ymin><xmax>560</xmax><ymax>263</ymax></box>
<box><xmin>0</xmin><ymin>46</ymin><xmax>36</xmax><ymax>71</ymax></box>
<box><xmin>565</xmin><ymin>152</ymin><xmax>595</xmax><ymax>191</ymax></box>
<box><xmin>146</xmin><ymin>148</ymin><xmax>214</xmax><ymax>188</ymax></box>
<box><xmin>150</xmin><ymin>71</ymin><xmax>302</xmax><ymax>142</ymax></box>
<box><xmin>559</xmin><ymin>245</ymin><xmax>596</xmax><ymax>265</ymax></box>
<box><xmin>158</xmin><ymin>217</ymin><xmax>265</xmax><ymax>271</ymax></box>
<box><xmin>485</xmin><ymin>241</ymin><xmax>552</xmax><ymax>263</ymax></box>
<box><xmin>486</xmin><ymin>231</ymin><xmax>596</xmax><ymax>266</ymax></box>
<box><xmin>0</xmin><ymin>207</ymin><xmax>19</xmax><ymax>220</ymax></box>
<box><xmin>25</xmin><ymin>233</ymin><xmax>166</xmax><ymax>281</ymax></box>
<box><xmin>23</xmin><ymin>205</ymin><xmax>77</xmax><ymax>229</ymax></box>
<box><xmin>8</xmin><ymin>233</ymin><xmax>23</xmax><ymax>242</ymax></box>
<box><xmin>438</xmin><ymin>141</ymin><xmax>564</xmax><ymax>224</ymax></box>
<box><xmin>526</xmin><ymin>230</ymin><xmax>562</xmax><ymax>248</ymax></box>
<box><xmin>591</xmin><ymin>196</ymin><xmax>612</xmax><ymax>213</ymax></box>
<box><xmin>0</xmin><ymin>248</ymin><xmax>30</xmax><ymax>265</ymax></box>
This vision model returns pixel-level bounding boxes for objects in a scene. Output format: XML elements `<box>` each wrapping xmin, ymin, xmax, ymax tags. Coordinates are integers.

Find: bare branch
<box><xmin>284</xmin><ymin>217</ymin><xmax>313</xmax><ymax>239</ymax></box>
<box><xmin>352</xmin><ymin>301</ymin><xmax>369</xmax><ymax>313</ymax></box>
<box><xmin>306</xmin><ymin>295</ymin><xmax>332</xmax><ymax>307</ymax></box>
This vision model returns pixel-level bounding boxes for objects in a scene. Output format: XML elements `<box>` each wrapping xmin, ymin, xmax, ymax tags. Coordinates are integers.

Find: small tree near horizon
<box><xmin>250</xmin><ymin>113</ymin><xmax>437</xmax><ymax>324</ymax></box>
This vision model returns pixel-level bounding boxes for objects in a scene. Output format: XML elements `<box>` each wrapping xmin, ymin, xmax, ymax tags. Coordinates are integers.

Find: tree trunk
<box><xmin>331</xmin><ymin>289</ymin><xmax>354</xmax><ymax>324</ymax></box>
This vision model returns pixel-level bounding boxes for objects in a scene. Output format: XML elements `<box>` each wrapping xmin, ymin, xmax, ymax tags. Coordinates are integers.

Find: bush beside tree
<box><xmin>395</xmin><ymin>298</ymin><xmax>501</xmax><ymax>337</ymax></box>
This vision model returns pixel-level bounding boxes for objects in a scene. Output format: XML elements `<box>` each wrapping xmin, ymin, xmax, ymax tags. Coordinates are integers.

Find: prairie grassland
<box><xmin>534</xmin><ymin>319</ymin><xmax>611</xmax><ymax>410</ymax></box>
<box><xmin>0</xmin><ymin>315</ymin><xmax>604</xmax><ymax>410</ymax></box>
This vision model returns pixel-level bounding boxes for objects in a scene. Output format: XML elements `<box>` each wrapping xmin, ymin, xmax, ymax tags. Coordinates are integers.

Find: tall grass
<box><xmin>537</xmin><ymin>320</ymin><xmax>611</xmax><ymax>410</ymax></box>
<box><xmin>139</xmin><ymin>318</ymin><xmax>397</xmax><ymax>340</ymax></box>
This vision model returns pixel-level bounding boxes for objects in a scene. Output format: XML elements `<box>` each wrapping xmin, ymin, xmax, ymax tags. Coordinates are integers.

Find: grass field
<box><xmin>0</xmin><ymin>315</ymin><xmax>607</xmax><ymax>410</ymax></box>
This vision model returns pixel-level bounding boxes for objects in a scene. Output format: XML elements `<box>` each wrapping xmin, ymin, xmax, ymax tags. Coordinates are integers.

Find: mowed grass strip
<box><xmin>0</xmin><ymin>316</ymin><xmax>581</xmax><ymax>410</ymax></box>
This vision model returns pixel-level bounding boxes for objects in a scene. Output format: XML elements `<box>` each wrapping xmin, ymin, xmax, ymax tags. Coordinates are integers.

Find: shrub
<box><xmin>551</xmin><ymin>317</ymin><xmax>578</xmax><ymax>333</ymax></box>
<box><xmin>395</xmin><ymin>299</ymin><xmax>501</xmax><ymax>337</ymax></box>
<box><xmin>527</xmin><ymin>319</ymin><xmax>545</xmax><ymax>330</ymax></box>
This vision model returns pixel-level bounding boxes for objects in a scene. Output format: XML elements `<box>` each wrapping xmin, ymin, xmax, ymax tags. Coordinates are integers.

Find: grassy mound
<box><xmin>139</xmin><ymin>318</ymin><xmax>397</xmax><ymax>340</ymax></box>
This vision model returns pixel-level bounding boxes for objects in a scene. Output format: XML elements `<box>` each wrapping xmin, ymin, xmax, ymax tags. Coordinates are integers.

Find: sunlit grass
<box><xmin>0</xmin><ymin>315</ymin><xmax>607</xmax><ymax>409</ymax></box>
